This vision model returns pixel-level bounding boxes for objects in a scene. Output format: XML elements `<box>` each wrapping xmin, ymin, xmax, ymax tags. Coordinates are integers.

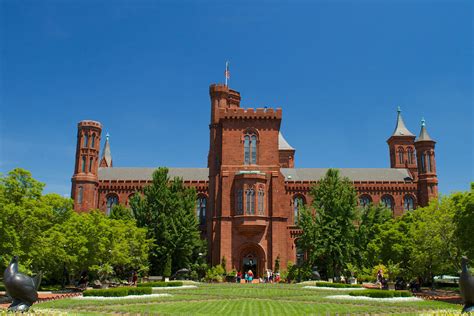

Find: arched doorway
<box><xmin>238</xmin><ymin>243</ymin><xmax>265</xmax><ymax>278</ymax></box>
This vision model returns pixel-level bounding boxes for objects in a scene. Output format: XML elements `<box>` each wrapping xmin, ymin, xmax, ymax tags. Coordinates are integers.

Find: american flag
<box><xmin>224</xmin><ymin>61</ymin><xmax>230</xmax><ymax>85</ymax></box>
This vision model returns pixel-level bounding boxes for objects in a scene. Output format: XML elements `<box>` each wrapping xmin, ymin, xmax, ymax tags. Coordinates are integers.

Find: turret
<box><xmin>387</xmin><ymin>107</ymin><xmax>417</xmax><ymax>176</ymax></box>
<box><xmin>415</xmin><ymin>118</ymin><xmax>438</xmax><ymax>206</ymax></box>
<box><xmin>71</xmin><ymin>120</ymin><xmax>101</xmax><ymax>212</ymax></box>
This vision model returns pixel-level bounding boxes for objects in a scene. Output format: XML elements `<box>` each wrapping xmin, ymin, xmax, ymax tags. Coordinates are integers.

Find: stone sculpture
<box><xmin>460</xmin><ymin>256</ymin><xmax>474</xmax><ymax>313</ymax></box>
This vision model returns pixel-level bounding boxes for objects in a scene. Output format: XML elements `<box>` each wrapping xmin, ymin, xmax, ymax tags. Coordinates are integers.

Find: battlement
<box><xmin>219</xmin><ymin>107</ymin><xmax>282</xmax><ymax>120</ymax></box>
<box><xmin>78</xmin><ymin>120</ymin><xmax>102</xmax><ymax>128</ymax></box>
<box><xmin>209</xmin><ymin>84</ymin><xmax>241</xmax><ymax>108</ymax></box>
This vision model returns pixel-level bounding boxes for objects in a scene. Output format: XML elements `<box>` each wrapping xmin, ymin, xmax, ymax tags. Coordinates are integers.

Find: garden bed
<box><xmin>303</xmin><ymin>286</ymin><xmax>366</xmax><ymax>291</ymax></box>
<box><xmin>326</xmin><ymin>294</ymin><xmax>422</xmax><ymax>302</ymax></box>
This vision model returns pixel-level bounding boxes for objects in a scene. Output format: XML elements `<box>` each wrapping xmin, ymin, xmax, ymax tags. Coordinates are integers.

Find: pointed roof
<box><xmin>100</xmin><ymin>133</ymin><xmax>113</xmax><ymax>167</ymax></box>
<box><xmin>391</xmin><ymin>106</ymin><xmax>414</xmax><ymax>137</ymax></box>
<box><xmin>416</xmin><ymin>118</ymin><xmax>434</xmax><ymax>142</ymax></box>
<box><xmin>278</xmin><ymin>132</ymin><xmax>294</xmax><ymax>150</ymax></box>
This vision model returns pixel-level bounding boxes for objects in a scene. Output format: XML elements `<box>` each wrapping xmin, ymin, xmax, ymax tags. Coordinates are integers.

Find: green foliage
<box><xmin>221</xmin><ymin>256</ymin><xmax>227</xmax><ymax>274</ymax></box>
<box><xmin>315</xmin><ymin>282</ymin><xmax>362</xmax><ymax>288</ymax></box>
<box><xmin>453</xmin><ymin>185</ymin><xmax>474</xmax><ymax>259</ymax></box>
<box><xmin>83</xmin><ymin>287</ymin><xmax>151</xmax><ymax>297</ymax></box>
<box><xmin>130</xmin><ymin>167</ymin><xmax>204</xmax><ymax>275</ymax></box>
<box><xmin>348</xmin><ymin>289</ymin><xmax>412</xmax><ymax>298</ymax></box>
<box><xmin>287</xmin><ymin>263</ymin><xmax>312</xmax><ymax>283</ymax></box>
<box><xmin>274</xmin><ymin>255</ymin><xmax>280</xmax><ymax>272</ymax></box>
<box><xmin>163</xmin><ymin>255</ymin><xmax>172</xmax><ymax>277</ymax></box>
<box><xmin>109</xmin><ymin>204</ymin><xmax>134</xmax><ymax>221</ymax></box>
<box><xmin>137</xmin><ymin>281</ymin><xmax>182</xmax><ymax>287</ymax></box>
<box><xmin>298</xmin><ymin>169</ymin><xmax>358</xmax><ymax>278</ymax></box>
<box><xmin>205</xmin><ymin>265</ymin><xmax>225</xmax><ymax>283</ymax></box>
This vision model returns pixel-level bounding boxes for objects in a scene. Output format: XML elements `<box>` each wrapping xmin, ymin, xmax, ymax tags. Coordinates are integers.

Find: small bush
<box><xmin>127</xmin><ymin>287</ymin><xmax>152</xmax><ymax>295</ymax></box>
<box><xmin>83</xmin><ymin>288</ymin><xmax>129</xmax><ymax>297</ymax></box>
<box><xmin>137</xmin><ymin>281</ymin><xmax>183</xmax><ymax>287</ymax></box>
<box><xmin>315</xmin><ymin>282</ymin><xmax>362</xmax><ymax>288</ymax></box>
<box><xmin>349</xmin><ymin>289</ymin><xmax>412</xmax><ymax>298</ymax></box>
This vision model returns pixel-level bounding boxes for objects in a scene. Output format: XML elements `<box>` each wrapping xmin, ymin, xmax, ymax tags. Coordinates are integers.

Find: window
<box><xmin>236</xmin><ymin>189</ymin><xmax>243</xmax><ymax>215</ymax></box>
<box><xmin>296</xmin><ymin>242</ymin><xmax>304</xmax><ymax>267</ymax></box>
<box><xmin>89</xmin><ymin>157</ymin><xmax>93</xmax><ymax>173</ymax></box>
<box><xmin>404</xmin><ymin>195</ymin><xmax>415</xmax><ymax>211</ymax></box>
<box><xmin>91</xmin><ymin>134</ymin><xmax>96</xmax><ymax>148</ymax></box>
<box><xmin>426</xmin><ymin>152</ymin><xmax>432</xmax><ymax>172</ymax></box>
<box><xmin>83</xmin><ymin>133</ymin><xmax>89</xmax><ymax>147</ymax></box>
<box><xmin>77</xmin><ymin>186</ymin><xmax>83</xmax><ymax>204</ymax></box>
<box><xmin>293</xmin><ymin>196</ymin><xmax>305</xmax><ymax>225</ymax></box>
<box><xmin>398</xmin><ymin>148</ymin><xmax>405</xmax><ymax>164</ymax></box>
<box><xmin>381</xmin><ymin>195</ymin><xmax>394</xmax><ymax>210</ymax></box>
<box><xmin>359</xmin><ymin>195</ymin><xmax>372</xmax><ymax>208</ymax></box>
<box><xmin>106</xmin><ymin>195</ymin><xmax>119</xmax><ymax>215</ymax></box>
<box><xmin>246</xmin><ymin>189</ymin><xmax>255</xmax><ymax>215</ymax></box>
<box><xmin>196</xmin><ymin>196</ymin><xmax>206</xmax><ymax>225</ymax></box>
<box><xmin>407</xmin><ymin>148</ymin><xmax>414</xmax><ymax>164</ymax></box>
<box><xmin>81</xmin><ymin>156</ymin><xmax>86</xmax><ymax>172</ymax></box>
<box><xmin>258</xmin><ymin>188</ymin><xmax>265</xmax><ymax>215</ymax></box>
<box><xmin>244</xmin><ymin>133</ymin><xmax>258</xmax><ymax>164</ymax></box>
<box><xmin>420</xmin><ymin>153</ymin><xmax>426</xmax><ymax>173</ymax></box>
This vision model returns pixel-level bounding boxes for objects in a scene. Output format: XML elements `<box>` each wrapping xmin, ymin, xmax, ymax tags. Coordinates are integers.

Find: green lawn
<box><xmin>30</xmin><ymin>283</ymin><xmax>461</xmax><ymax>315</ymax></box>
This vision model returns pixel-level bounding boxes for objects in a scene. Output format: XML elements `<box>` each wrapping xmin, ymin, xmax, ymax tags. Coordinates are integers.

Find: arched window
<box><xmin>106</xmin><ymin>194</ymin><xmax>119</xmax><ymax>216</ymax></box>
<box><xmin>77</xmin><ymin>186</ymin><xmax>83</xmax><ymax>204</ymax></box>
<box><xmin>196</xmin><ymin>196</ymin><xmax>206</xmax><ymax>225</ymax></box>
<box><xmin>359</xmin><ymin>195</ymin><xmax>372</xmax><ymax>208</ymax></box>
<box><xmin>258</xmin><ymin>188</ymin><xmax>265</xmax><ymax>215</ymax></box>
<box><xmin>420</xmin><ymin>153</ymin><xmax>426</xmax><ymax>173</ymax></box>
<box><xmin>236</xmin><ymin>189</ymin><xmax>243</xmax><ymax>215</ymax></box>
<box><xmin>407</xmin><ymin>147</ymin><xmax>414</xmax><ymax>164</ymax></box>
<box><xmin>293</xmin><ymin>196</ymin><xmax>305</xmax><ymax>225</ymax></box>
<box><xmin>81</xmin><ymin>156</ymin><xmax>86</xmax><ymax>172</ymax></box>
<box><xmin>426</xmin><ymin>152</ymin><xmax>432</xmax><ymax>172</ymax></box>
<box><xmin>89</xmin><ymin>157</ymin><xmax>93</xmax><ymax>173</ymax></box>
<box><xmin>91</xmin><ymin>134</ymin><xmax>96</xmax><ymax>148</ymax></box>
<box><xmin>83</xmin><ymin>133</ymin><xmax>89</xmax><ymax>148</ymax></box>
<box><xmin>246</xmin><ymin>189</ymin><xmax>255</xmax><ymax>215</ymax></box>
<box><xmin>404</xmin><ymin>195</ymin><xmax>415</xmax><ymax>211</ymax></box>
<box><xmin>244</xmin><ymin>133</ymin><xmax>258</xmax><ymax>165</ymax></box>
<box><xmin>381</xmin><ymin>195</ymin><xmax>394</xmax><ymax>210</ymax></box>
<box><xmin>398</xmin><ymin>148</ymin><xmax>405</xmax><ymax>164</ymax></box>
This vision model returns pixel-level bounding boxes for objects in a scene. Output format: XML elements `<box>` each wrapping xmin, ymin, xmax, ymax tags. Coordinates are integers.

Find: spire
<box><xmin>100</xmin><ymin>133</ymin><xmax>113</xmax><ymax>167</ymax></box>
<box><xmin>416</xmin><ymin>118</ymin><xmax>434</xmax><ymax>142</ymax></box>
<box><xmin>391</xmin><ymin>107</ymin><xmax>414</xmax><ymax>137</ymax></box>
<box><xmin>278</xmin><ymin>132</ymin><xmax>295</xmax><ymax>150</ymax></box>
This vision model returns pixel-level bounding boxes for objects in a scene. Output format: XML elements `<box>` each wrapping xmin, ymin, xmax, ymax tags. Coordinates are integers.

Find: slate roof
<box><xmin>416</xmin><ymin>119</ymin><xmax>434</xmax><ymax>142</ymax></box>
<box><xmin>278</xmin><ymin>132</ymin><xmax>294</xmax><ymax>150</ymax></box>
<box><xmin>391</xmin><ymin>108</ymin><xmax>414</xmax><ymax>137</ymax></box>
<box><xmin>101</xmin><ymin>134</ymin><xmax>113</xmax><ymax>167</ymax></box>
<box><xmin>280</xmin><ymin>168</ymin><xmax>412</xmax><ymax>182</ymax></box>
<box><xmin>98</xmin><ymin>167</ymin><xmax>209</xmax><ymax>181</ymax></box>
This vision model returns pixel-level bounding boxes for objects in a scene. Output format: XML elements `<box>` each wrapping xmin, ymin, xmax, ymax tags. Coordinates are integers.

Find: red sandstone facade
<box><xmin>71</xmin><ymin>83</ymin><xmax>438</xmax><ymax>275</ymax></box>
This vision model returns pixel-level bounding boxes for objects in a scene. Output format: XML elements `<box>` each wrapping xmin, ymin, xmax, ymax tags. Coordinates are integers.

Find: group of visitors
<box><xmin>235</xmin><ymin>269</ymin><xmax>281</xmax><ymax>283</ymax></box>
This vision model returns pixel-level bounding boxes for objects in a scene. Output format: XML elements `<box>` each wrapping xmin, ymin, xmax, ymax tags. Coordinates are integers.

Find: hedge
<box><xmin>315</xmin><ymin>282</ymin><xmax>362</xmax><ymax>288</ymax></box>
<box><xmin>349</xmin><ymin>289</ymin><xmax>412</xmax><ymax>298</ymax></box>
<box><xmin>137</xmin><ymin>281</ymin><xmax>183</xmax><ymax>288</ymax></box>
<box><xmin>83</xmin><ymin>287</ymin><xmax>152</xmax><ymax>297</ymax></box>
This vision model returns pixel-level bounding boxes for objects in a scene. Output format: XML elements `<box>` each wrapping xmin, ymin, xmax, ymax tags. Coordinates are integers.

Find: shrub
<box><xmin>315</xmin><ymin>282</ymin><xmax>362</xmax><ymax>288</ymax></box>
<box><xmin>137</xmin><ymin>281</ymin><xmax>183</xmax><ymax>287</ymax></box>
<box><xmin>349</xmin><ymin>289</ymin><xmax>412</xmax><ymax>298</ymax></box>
<box><xmin>83</xmin><ymin>288</ymin><xmax>129</xmax><ymax>297</ymax></box>
<box><xmin>127</xmin><ymin>287</ymin><xmax>152</xmax><ymax>295</ymax></box>
<box><xmin>205</xmin><ymin>265</ymin><xmax>225</xmax><ymax>283</ymax></box>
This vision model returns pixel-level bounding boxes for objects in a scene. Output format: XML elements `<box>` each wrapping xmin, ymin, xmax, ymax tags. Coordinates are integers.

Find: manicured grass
<box><xmin>32</xmin><ymin>283</ymin><xmax>461</xmax><ymax>315</ymax></box>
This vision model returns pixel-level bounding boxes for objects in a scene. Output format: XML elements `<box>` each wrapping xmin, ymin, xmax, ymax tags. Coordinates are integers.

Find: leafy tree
<box><xmin>298</xmin><ymin>169</ymin><xmax>358</xmax><ymax>278</ymax></box>
<box><xmin>110</xmin><ymin>204</ymin><xmax>134</xmax><ymax>221</ymax></box>
<box><xmin>453</xmin><ymin>184</ymin><xmax>474</xmax><ymax>259</ymax></box>
<box><xmin>130</xmin><ymin>167</ymin><xmax>204</xmax><ymax>275</ymax></box>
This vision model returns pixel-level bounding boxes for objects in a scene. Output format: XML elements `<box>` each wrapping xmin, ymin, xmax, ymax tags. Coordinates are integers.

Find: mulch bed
<box><xmin>0</xmin><ymin>291</ymin><xmax>82</xmax><ymax>309</ymax></box>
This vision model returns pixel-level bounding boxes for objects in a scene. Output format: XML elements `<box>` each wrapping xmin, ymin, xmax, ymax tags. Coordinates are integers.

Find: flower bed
<box><xmin>137</xmin><ymin>281</ymin><xmax>183</xmax><ymax>288</ymax></box>
<box><xmin>349</xmin><ymin>289</ymin><xmax>412</xmax><ymax>298</ymax></box>
<box><xmin>83</xmin><ymin>287</ymin><xmax>152</xmax><ymax>297</ymax></box>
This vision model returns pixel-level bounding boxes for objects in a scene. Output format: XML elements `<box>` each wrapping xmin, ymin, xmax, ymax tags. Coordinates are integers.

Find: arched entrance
<box><xmin>238</xmin><ymin>243</ymin><xmax>266</xmax><ymax>278</ymax></box>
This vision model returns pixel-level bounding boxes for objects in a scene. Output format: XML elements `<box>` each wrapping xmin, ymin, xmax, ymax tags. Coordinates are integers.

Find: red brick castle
<box><xmin>71</xmin><ymin>83</ymin><xmax>438</xmax><ymax>275</ymax></box>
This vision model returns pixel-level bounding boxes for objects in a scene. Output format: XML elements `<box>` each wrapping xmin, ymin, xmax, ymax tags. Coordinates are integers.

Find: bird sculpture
<box><xmin>460</xmin><ymin>256</ymin><xmax>474</xmax><ymax>313</ymax></box>
<box><xmin>3</xmin><ymin>256</ymin><xmax>41</xmax><ymax>312</ymax></box>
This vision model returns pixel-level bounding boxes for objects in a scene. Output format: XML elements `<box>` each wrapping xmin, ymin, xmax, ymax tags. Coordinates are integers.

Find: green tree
<box><xmin>130</xmin><ymin>167</ymin><xmax>204</xmax><ymax>275</ymax></box>
<box><xmin>298</xmin><ymin>169</ymin><xmax>358</xmax><ymax>278</ymax></box>
<box><xmin>110</xmin><ymin>204</ymin><xmax>134</xmax><ymax>221</ymax></box>
<box><xmin>453</xmin><ymin>184</ymin><xmax>474</xmax><ymax>259</ymax></box>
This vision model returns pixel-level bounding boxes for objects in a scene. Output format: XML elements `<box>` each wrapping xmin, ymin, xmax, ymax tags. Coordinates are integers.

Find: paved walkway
<box><xmin>0</xmin><ymin>291</ymin><xmax>82</xmax><ymax>309</ymax></box>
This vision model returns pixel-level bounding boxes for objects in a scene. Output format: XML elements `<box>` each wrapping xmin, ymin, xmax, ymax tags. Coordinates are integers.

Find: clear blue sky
<box><xmin>1</xmin><ymin>0</ymin><xmax>472</xmax><ymax>197</ymax></box>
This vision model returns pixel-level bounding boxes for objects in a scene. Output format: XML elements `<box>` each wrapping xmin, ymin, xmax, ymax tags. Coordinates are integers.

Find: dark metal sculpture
<box><xmin>311</xmin><ymin>266</ymin><xmax>321</xmax><ymax>280</ymax></box>
<box><xmin>3</xmin><ymin>256</ymin><xmax>41</xmax><ymax>312</ymax></box>
<box><xmin>460</xmin><ymin>256</ymin><xmax>474</xmax><ymax>313</ymax></box>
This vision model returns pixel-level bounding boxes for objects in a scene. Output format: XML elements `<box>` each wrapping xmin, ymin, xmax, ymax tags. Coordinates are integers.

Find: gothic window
<box><xmin>106</xmin><ymin>194</ymin><xmax>119</xmax><ymax>216</ymax></box>
<box><xmin>246</xmin><ymin>189</ymin><xmax>255</xmax><ymax>215</ymax></box>
<box><xmin>258</xmin><ymin>188</ymin><xmax>265</xmax><ymax>215</ymax></box>
<box><xmin>359</xmin><ymin>195</ymin><xmax>372</xmax><ymax>208</ymax></box>
<box><xmin>91</xmin><ymin>134</ymin><xmax>96</xmax><ymax>148</ymax></box>
<box><xmin>420</xmin><ymin>153</ymin><xmax>426</xmax><ymax>173</ymax></box>
<box><xmin>398</xmin><ymin>148</ymin><xmax>405</xmax><ymax>164</ymax></box>
<box><xmin>196</xmin><ymin>196</ymin><xmax>207</xmax><ymax>225</ymax></box>
<box><xmin>426</xmin><ymin>152</ymin><xmax>432</xmax><ymax>172</ymax></box>
<box><xmin>244</xmin><ymin>133</ymin><xmax>258</xmax><ymax>165</ymax></box>
<box><xmin>407</xmin><ymin>147</ymin><xmax>414</xmax><ymax>164</ymax></box>
<box><xmin>236</xmin><ymin>189</ymin><xmax>243</xmax><ymax>215</ymax></box>
<box><xmin>381</xmin><ymin>195</ymin><xmax>394</xmax><ymax>210</ymax></box>
<box><xmin>83</xmin><ymin>133</ymin><xmax>89</xmax><ymax>147</ymax></box>
<box><xmin>81</xmin><ymin>156</ymin><xmax>86</xmax><ymax>172</ymax></box>
<box><xmin>77</xmin><ymin>186</ymin><xmax>83</xmax><ymax>204</ymax></box>
<box><xmin>293</xmin><ymin>195</ymin><xmax>305</xmax><ymax>225</ymax></box>
<box><xmin>89</xmin><ymin>157</ymin><xmax>93</xmax><ymax>173</ymax></box>
<box><xmin>404</xmin><ymin>195</ymin><xmax>415</xmax><ymax>211</ymax></box>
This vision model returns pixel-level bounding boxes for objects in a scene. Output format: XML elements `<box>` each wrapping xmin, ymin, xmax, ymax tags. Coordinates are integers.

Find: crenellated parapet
<box><xmin>219</xmin><ymin>107</ymin><xmax>282</xmax><ymax>120</ymax></box>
